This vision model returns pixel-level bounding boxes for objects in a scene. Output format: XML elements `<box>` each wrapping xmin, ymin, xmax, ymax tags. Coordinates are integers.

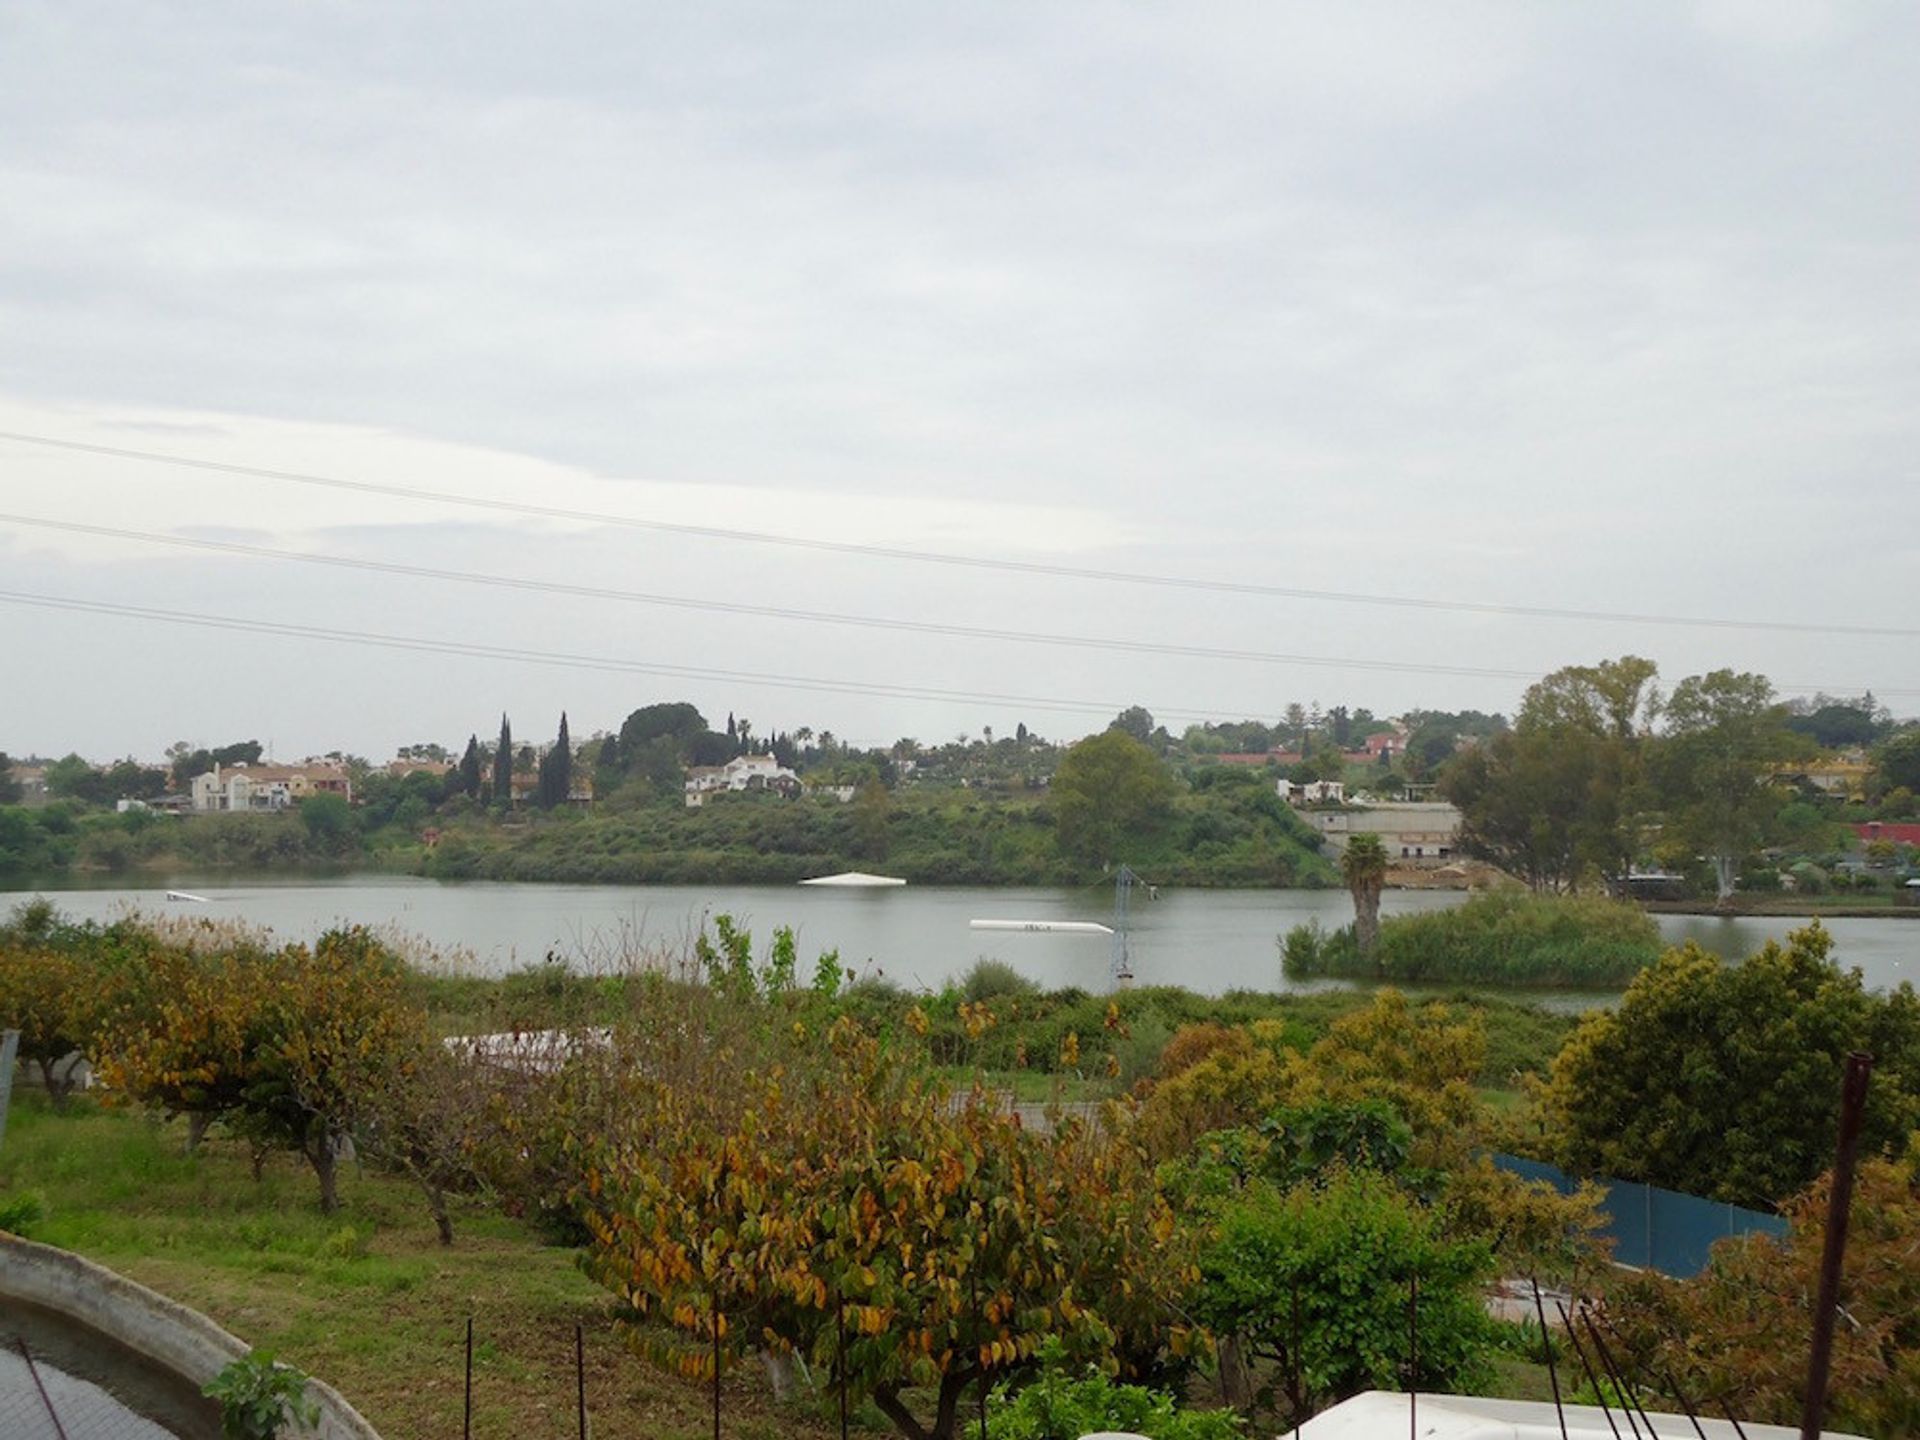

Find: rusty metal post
<box><xmin>576</xmin><ymin>1322</ymin><xmax>588</xmax><ymax>1440</ymax></box>
<box><xmin>1801</xmin><ymin>1052</ymin><xmax>1873</xmax><ymax>1440</ymax></box>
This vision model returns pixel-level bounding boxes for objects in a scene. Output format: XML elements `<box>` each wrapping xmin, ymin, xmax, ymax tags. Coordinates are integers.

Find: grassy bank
<box><xmin>1282</xmin><ymin>891</ymin><xmax>1662</xmax><ymax>988</ymax></box>
<box><xmin>0</xmin><ymin>1095</ymin><xmax>836</xmax><ymax>1440</ymax></box>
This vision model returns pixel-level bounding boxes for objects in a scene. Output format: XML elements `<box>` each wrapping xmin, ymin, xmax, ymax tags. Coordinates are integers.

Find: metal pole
<box><xmin>1556</xmin><ymin>1301</ymin><xmax>1622</xmax><ymax>1440</ymax></box>
<box><xmin>19</xmin><ymin>1338</ymin><xmax>71</xmax><ymax>1440</ymax></box>
<box><xmin>0</xmin><ymin>1029</ymin><xmax>19</xmax><ymax>1154</ymax></box>
<box><xmin>1292</xmin><ymin>1280</ymin><xmax>1303</xmax><ymax>1439</ymax></box>
<box><xmin>463</xmin><ymin>1315</ymin><xmax>473</xmax><ymax>1440</ymax></box>
<box><xmin>1531</xmin><ymin>1279</ymin><xmax>1569</xmax><ymax>1440</ymax></box>
<box><xmin>576</xmin><ymin>1322</ymin><xmax>588</xmax><ymax>1440</ymax></box>
<box><xmin>1407</xmin><ymin>1271</ymin><xmax>1417</xmax><ymax>1440</ymax></box>
<box><xmin>1801</xmin><ymin>1052</ymin><xmax>1873</xmax><ymax>1440</ymax></box>
<box><xmin>1581</xmin><ymin>1306</ymin><xmax>1657</xmax><ymax>1440</ymax></box>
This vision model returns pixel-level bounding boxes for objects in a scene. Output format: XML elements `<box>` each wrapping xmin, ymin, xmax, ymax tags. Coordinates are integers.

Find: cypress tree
<box><xmin>539</xmin><ymin>712</ymin><xmax>573</xmax><ymax>808</ymax></box>
<box><xmin>493</xmin><ymin>714</ymin><xmax>513</xmax><ymax>808</ymax></box>
<box><xmin>458</xmin><ymin>734</ymin><xmax>482</xmax><ymax>797</ymax></box>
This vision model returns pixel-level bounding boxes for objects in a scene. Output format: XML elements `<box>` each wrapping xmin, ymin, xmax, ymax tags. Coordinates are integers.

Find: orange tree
<box><xmin>1611</xmin><ymin>1155</ymin><xmax>1920</xmax><ymax>1436</ymax></box>
<box><xmin>91</xmin><ymin>930</ymin><xmax>277</xmax><ymax>1131</ymax></box>
<box><xmin>576</xmin><ymin>1017</ymin><xmax>1187</xmax><ymax>1440</ymax></box>
<box><xmin>0</xmin><ymin>946</ymin><xmax>93</xmax><ymax>1107</ymax></box>
<box><xmin>97</xmin><ymin>927</ymin><xmax>431</xmax><ymax>1213</ymax></box>
<box><xmin>242</xmin><ymin>928</ymin><xmax>432</xmax><ymax>1212</ymax></box>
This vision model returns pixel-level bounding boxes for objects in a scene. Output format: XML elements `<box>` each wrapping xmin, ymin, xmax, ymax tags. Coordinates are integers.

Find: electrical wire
<box><xmin>0</xmin><ymin>588</ymin><xmax>1319</xmax><ymax>723</ymax></box>
<box><xmin>0</xmin><ymin>511</ymin><xmax>1542</xmax><ymax>683</ymax></box>
<box><xmin>4</xmin><ymin>428</ymin><xmax>1912</xmax><ymax>640</ymax></box>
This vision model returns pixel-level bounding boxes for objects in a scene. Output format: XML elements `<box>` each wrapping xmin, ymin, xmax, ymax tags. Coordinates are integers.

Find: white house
<box><xmin>190</xmin><ymin>762</ymin><xmax>353</xmax><ymax>813</ymax></box>
<box><xmin>1306</xmin><ymin>800</ymin><xmax>1462</xmax><ymax>863</ymax></box>
<box><xmin>684</xmin><ymin>754</ymin><xmax>800</xmax><ymax>808</ymax></box>
<box><xmin>1283</xmin><ymin>779</ymin><xmax>1345</xmax><ymax>806</ymax></box>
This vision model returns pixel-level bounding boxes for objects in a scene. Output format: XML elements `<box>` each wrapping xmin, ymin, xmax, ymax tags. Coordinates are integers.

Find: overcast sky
<box><xmin>2</xmin><ymin>2</ymin><xmax>1915</xmax><ymax>763</ymax></box>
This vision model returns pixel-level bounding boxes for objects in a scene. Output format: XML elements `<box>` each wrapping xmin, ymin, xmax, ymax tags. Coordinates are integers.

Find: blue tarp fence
<box><xmin>1492</xmin><ymin>1153</ymin><xmax>1789</xmax><ymax>1278</ymax></box>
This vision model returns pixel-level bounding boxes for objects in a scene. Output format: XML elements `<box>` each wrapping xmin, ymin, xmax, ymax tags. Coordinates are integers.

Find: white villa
<box><xmin>189</xmin><ymin>762</ymin><xmax>353</xmax><ymax>813</ymax></box>
<box><xmin>684</xmin><ymin>753</ymin><xmax>801</xmax><ymax>807</ymax></box>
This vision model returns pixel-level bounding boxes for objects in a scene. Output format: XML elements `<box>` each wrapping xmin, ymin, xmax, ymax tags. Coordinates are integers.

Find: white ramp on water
<box><xmin>799</xmin><ymin>872</ymin><xmax>908</xmax><ymax>887</ymax></box>
<box><xmin>969</xmin><ymin>919</ymin><xmax>1113</xmax><ymax>935</ymax></box>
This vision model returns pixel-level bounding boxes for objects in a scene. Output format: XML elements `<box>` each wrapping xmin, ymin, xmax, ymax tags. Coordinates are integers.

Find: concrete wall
<box><xmin>0</xmin><ymin>1232</ymin><xmax>383</xmax><ymax>1439</ymax></box>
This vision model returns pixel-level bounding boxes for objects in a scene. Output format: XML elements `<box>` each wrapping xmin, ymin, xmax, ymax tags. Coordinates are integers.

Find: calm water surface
<box><xmin>7</xmin><ymin>875</ymin><xmax>1914</xmax><ymax>998</ymax></box>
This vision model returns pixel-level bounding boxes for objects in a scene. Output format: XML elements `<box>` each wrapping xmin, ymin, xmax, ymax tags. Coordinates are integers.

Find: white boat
<box><xmin>969</xmin><ymin>919</ymin><xmax>1113</xmax><ymax>935</ymax></box>
<box><xmin>799</xmin><ymin>872</ymin><xmax>907</xmax><ymax>887</ymax></box>
<box><xmin>164</xmin><ymin>890</ymin><xmax>211</xmax><ymax>904</ymax></box>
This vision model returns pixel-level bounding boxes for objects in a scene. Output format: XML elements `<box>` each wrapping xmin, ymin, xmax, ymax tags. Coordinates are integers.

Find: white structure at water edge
<box><xmin>1285</xmin><ymin>1391</ymin><xmax>1867</xmax><ymax>1440</ymax></box>
<box><xmin>799</xmin><ymin>872</ymin><xmax>907</xmax><ymax>887</ymax></box>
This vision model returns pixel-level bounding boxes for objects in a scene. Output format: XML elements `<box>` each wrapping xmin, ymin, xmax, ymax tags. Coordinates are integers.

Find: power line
<box><xmin>0</xmin><ymin>511</ymin><xmax>1543</xmax><ymax>683</ymax></box>
<box><xmin>4</xmin><ymin>589</ymin><xmax>1910</xmax><ymax>721</ymax></box>
<box><xmin>0</xmin><ymin>588</ymin><xmax>1314</xmax><ymax>723</ymax></box>
<box><xmin>5</xmin><ymin>427</ymin><xmax>1912</xmax><ymax>640</ymax></box>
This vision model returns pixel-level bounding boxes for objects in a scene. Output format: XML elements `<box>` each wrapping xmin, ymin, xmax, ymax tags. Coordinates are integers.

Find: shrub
<box><xmin>0</xmin><ymin>1190</ymin><xmax>47</xmax><ymax>1238</ymax></box>
<box><xmin>986</xmin><ymin>1350</ymin><xmax>1243</xmax><ymax>1440</ymax></box>
<box><xmin>204</xmin><ymin>1351</ymin><xmax>320</xmax><ymax>1440</ymax></box>
<box><xmin>962</xmin><ymin>958</ymin><xmax>1038</xmax><ymax>1002</ymax></box>
<box><xmin>1283</xmin><ymin>892</ymin><xmax>1659</xmax><ymax>988</ymax></box>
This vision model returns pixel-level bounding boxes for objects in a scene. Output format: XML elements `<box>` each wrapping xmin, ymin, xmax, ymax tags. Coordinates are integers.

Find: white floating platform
<box><xmin>799</xmin><ymin>871</ymin><xmax>908</xmax><ymax>887</ymax></box>
<box><xmin>970</xmin><ymin>919</ymin><xmax>1113</xmax><ymax>935</ymax></box>
<box><xmin>164</xmin><ymin>890</ymin><xmax>212</xmax><ymax>903</ymax></box>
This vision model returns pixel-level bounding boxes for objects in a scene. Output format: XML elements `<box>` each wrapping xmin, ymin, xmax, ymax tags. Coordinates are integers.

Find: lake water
<box><xmin>6</xmin><ymin>875</ymin><xmax>1915</xmax><ymax>998</ymax></box>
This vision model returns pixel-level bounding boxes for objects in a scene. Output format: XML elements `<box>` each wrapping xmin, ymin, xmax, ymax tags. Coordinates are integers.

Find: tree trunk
<box><xmin>186</xmin><ymin>1112</ymin><xmax>211</xmax><ymax>1154</ymax></box>
<box><xmin>873</xmin><ymin>1367</ymin><xmax>979</xmax><ymax>1440</ymax></box>
<box><xmin>423</xmin><ymin>1178</ymin><xmax>453</xmax><ymax>1246</ymax></box>
<box><xmin>1217</xmin><ymin>1334</ymin><xmax>1253</xmax><ymax>1409</ymax></box>
<box><xmin>306</xmin><ymin>1127</ymin><xmax>340</xmax><ymax>1213</ymax></box>
<box><xmin>1713</xmin><ymin>852</ymin><xmax>1738</xmax><ymax>908</ymax></box>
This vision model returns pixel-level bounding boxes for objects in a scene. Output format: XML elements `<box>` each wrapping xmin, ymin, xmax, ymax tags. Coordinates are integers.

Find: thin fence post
<box><xmin>1801</xmin><ymin>1052</ymin><xmax>1873</xmax><ymax>1440</ymax></box>
<box><xmin>576</xmin><ymin>1322</ymin><xmax>588</xmax><ymax>1440</ymax></box>
<box><xmin>0</xmin><ymin>1029</ymin><xmax>19</xmax><ymax>1155</ymax></box>
<box><xmin>19</xmin><ymin>1338</ymin><xmax>71</xmax><ymax>1440</ymax></box>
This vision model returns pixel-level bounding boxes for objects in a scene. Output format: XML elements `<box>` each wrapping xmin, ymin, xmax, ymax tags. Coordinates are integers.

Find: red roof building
<box><xmin>1855</xmin><ymin>821</ymin><xmax>1920</xmax><ymax>847</ymax></box>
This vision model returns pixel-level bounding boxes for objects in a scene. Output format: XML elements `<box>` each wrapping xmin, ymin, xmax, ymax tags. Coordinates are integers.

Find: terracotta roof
<box><xmin>1856</xmin><ymin>822</ymin><xmax>1920</xmax><ymax>847</ymax></box>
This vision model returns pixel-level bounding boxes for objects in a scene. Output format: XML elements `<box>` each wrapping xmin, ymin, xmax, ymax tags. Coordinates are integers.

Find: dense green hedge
<box><xmin>1282</xmin><ymin>891</ymin><xmax>1662</xmax><ymax>988</ymax></box>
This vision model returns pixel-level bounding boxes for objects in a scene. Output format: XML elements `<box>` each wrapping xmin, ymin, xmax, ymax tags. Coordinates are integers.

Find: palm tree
<box><xmin>1342</xmin><ymin>833</ymin><xmax>1389</xmax><ymax>972</ymax></box>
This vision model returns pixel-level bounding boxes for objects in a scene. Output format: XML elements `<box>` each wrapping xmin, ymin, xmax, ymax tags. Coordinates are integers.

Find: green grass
<box><xmin>0</xmin><ymin>1095</ymin><xmax>843</xmax><ymax>1440</ymax></box>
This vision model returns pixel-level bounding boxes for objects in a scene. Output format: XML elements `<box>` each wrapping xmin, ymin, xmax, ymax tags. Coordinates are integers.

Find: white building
<box><xmin>684</xmin><ymin>754</ymin><xmax>800</xmax><ymax>808</ymax></box>
<box><xmin>190</xmin><ymin>762</ymin><xmax>353</xmax><ymax>813</ymax></box>
<box><xmin>1305</xmin><ymin>800</ymin><xmax>1462</xmax><ymax>863</ymax></box>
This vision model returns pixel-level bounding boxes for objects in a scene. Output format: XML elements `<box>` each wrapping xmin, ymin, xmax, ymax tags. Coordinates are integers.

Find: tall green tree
<box><xmin>0</xmin><ymin>753</ymin><xmax>21</xmax><ymax>806</ymax></box>
<box><xmin>537</xmin><ymin>712</ymin><xmax>573</xmax><ymax>808</ymax></box>
<box><xmin>1443</xmin><ymin>658</ymin><xmax>1657</xmax><ymax>892</ymax></box>
<box><xmin>491</xmin><ymin>714</ymin><xmax>513</xmax><ymax>809</ymax></box>
<box><xmin>1341</xmin><ymin>833</ymin><xmax>1389</xmax><ymax>970</ymax></box>
<box><xmin>456</xmin><ymin>734</ymin><xmax>482</xmax><ymax>798</ymax></box>
<box><xmin>1052</xmin><ymin>730</ymin><xmax>1176</xmax><ymax>866</ymax></box>
<box><xmin>1655</xmin><ymin>669</ymin><xmax>1789</xmax><ymax>904</ymax></box>
<box><xmin>1545</xmin><ymin>923</ymin><xmax>1920</xmax><ymax>1207</ymax></box>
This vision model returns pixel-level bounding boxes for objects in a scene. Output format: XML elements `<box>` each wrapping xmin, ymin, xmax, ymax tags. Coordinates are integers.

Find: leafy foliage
<box><xmin>1282</xmin><ymin>890</ymin><xmax>1661</xmax><ymax>987</ymax></box>
<box><xmin>1611</xmin><ymin>1155</ymin><xmax>1920</xmax><ymax>1437</ymax></box>
<box><xmin>1194</xmin><ymin>1168</ymin><xmax>1498</xmax><ymax>1423</ymax></box>
<box><xmin>1545</xmin><ymin>922</ymin><xmax>1920</xmax><ymax>1206</ymax></box>
<box><xmin>985</xmin><ymin>1347</ymin><xmax>1243</xmax><ymax>1440</ymax></box>
<box><xmin>204</xmin><ymin>1350</ymin><xmax>321</xmax><ymax>1440</ymax></box>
